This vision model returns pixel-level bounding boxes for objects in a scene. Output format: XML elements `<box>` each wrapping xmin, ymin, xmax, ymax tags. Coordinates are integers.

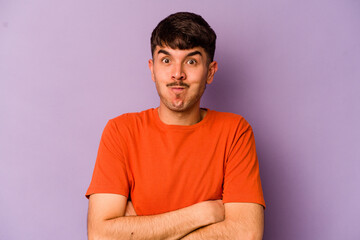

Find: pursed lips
<box><xmin>166</xmin><ymin>82</ymin><xmax>190</xmax><ymax>94</ymax></box>
<box><xmin>170</xmin><ymin>86</ymin><xmax>186</xmax><ymax>94</ymax></box>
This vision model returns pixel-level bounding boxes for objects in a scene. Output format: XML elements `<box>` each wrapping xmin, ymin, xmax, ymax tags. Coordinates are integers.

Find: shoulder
<box><xmin>110</xmin><ymin>108</ymin><xmax>154</xmax><ymax>125</ymax></box>
<box><xmin>103</xmin><ymin>109</ymin><xmax>155</xmax><ymax>136</ymax></box>
<box><xmin>208</xmin><ymin>110</ymin><xmax>252</xmax><ymax>130</ymax></box>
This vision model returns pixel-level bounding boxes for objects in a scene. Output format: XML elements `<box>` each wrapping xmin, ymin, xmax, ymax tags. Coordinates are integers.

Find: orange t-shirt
<box><xmin>86</xmin><ymin>108</ymin><xmax>265</xmax><ymax>215</ymax></box>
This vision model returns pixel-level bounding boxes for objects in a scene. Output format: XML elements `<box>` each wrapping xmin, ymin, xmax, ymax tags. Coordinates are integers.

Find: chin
<box><xmin>164</xmin><ymin>101</ymin><xmax>189</xmax><ymax>112</ymax></box>
<box><xmin>159</xmin><ymin>95</ymin><xmax>199</xmax><ymax>113</ymax></box>
<box><xmin>169</xmin><ymin>105</ymin><xmax>188</xmax><ymax>112</ymax></box>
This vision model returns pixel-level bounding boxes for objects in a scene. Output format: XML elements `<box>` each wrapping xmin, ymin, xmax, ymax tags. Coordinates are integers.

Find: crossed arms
<box><xmin>88</xmin><ymin>193</ymin><xmax>264</xmax><ymax>240</ymax></box>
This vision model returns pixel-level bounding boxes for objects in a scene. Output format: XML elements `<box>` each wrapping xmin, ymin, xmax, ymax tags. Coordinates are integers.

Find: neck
<box><xmin>157</xmin><ymin>104</ymin><xmax>206</xmax><ymax>126</ymax></box>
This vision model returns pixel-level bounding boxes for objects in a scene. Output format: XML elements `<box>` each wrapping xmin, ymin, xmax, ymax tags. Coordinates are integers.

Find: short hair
<box><xmin>151</xmin><ymin>12</ymin><xmax>217</xmax><ymax>63</ymax></box>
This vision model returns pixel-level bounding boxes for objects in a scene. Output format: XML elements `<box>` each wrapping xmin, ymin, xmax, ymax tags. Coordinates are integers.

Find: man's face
<box><xmin>149</xmin><ymin>46</ymin><xmax>218</xmax><ymax>113</ymax></box>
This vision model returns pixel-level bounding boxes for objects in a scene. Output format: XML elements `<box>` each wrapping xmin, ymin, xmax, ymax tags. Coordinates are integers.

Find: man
<box><xmin>86</xmin><ymin>12</ymin><xmax>265</xmax><ymax>239</ymax></box>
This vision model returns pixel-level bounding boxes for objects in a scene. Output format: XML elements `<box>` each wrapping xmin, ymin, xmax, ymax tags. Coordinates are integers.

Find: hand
<box><xmin>125</xmin><ymin>201</ymin><xmax>137</xmax><ymax>216</ymax></box>
<box><xmin>194</xmin><ymin>200</ymin><xmax>225</xmax><ymax>225</ymax></box>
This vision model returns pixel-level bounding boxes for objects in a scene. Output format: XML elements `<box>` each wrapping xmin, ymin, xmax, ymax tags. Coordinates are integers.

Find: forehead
<box><xmin>153</xmin><ymin>46</ymin><xmax>207</xmax><ymax>58</ymax></box>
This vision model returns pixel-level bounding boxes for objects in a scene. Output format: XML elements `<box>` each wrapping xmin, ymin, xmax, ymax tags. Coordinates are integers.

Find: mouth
<box><xmin>167</xmin><ymin>82</ymin><xmax>189</xmax><ymax>94</ymax></box>
<box><xmin>170</xmin><ymin>86</ymin><xmax>186</xmax><ymax>94</ymax></box>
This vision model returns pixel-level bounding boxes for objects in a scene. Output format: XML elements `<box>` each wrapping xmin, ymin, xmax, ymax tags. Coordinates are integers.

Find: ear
<box><xmin>206</xmin><ymin>61</ymin><xmax>218</xmax><ymax>84</ymax></box>
<box><xmin>148</xmin><ymin>59</ymin><xmax>155</xmax><ymax>82</ymax></box>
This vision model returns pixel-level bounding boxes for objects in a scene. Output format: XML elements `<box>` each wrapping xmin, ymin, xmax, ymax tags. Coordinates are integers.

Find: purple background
<box><xmin>1</xmin><ymin>0</ymin><xmax>359</xmax><ymax>239</ymax></box>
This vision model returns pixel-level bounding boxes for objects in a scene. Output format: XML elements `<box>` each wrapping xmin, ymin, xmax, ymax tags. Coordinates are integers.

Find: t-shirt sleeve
<box><xmin>85</xmin><ymin>119</ymin><xmax>130</xmax><ymax>198</ymax></box>
<box><xmin>222</xmin><ymin>119</ymin><xmax>266</xmax><ymax>208</ymax></box>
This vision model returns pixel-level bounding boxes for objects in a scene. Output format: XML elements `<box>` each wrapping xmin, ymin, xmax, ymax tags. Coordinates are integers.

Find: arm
<box><xmin>87</xmin><ymin>193</ymin><xmax>225</xmax><ymax>240</ymax></box>
<box><xmin>181</xmin><ymin>202</ymin><xmax>264</xmax><ymax>240</ymax></box>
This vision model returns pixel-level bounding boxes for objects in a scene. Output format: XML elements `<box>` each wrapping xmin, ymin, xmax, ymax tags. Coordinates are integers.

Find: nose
<box><xmin>172</xmin><ymin>63</ymin><xmax>186</xmax><ymax>81</ymax></box>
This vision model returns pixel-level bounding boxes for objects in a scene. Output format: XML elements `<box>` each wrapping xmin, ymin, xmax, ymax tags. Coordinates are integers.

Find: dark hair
<box><xmin>151</xmin><ymin>12</ymin><xmax>217</xmax><ymax>63</ymax></box>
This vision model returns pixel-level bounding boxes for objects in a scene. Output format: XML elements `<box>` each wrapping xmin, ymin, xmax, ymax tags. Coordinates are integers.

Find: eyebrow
<box><xmin>187</xmin><ymin>51</ymin><xmax>202</xmax><ymax>57</ymax></box>
<box><xmin>157</xmin><ymin>49</ymin><xmax>202</xmax><ymax>57</ymax></box>
<box><xmin>157</xmin><ymin>49</ymin><xmax>171</xmax><ymax>56</ymax></box>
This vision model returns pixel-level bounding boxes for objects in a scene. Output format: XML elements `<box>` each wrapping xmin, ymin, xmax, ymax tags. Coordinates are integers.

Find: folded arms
<box><xmin>87</xmin><ymin>193</ymin><xmax>263</xmax><ymax>240</ymax></box>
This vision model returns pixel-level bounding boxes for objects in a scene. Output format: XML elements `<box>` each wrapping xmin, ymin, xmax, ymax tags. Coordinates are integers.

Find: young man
<box><xmin>86</xmin><ymin>12</ymin><xmax>265</xmax><ymax>239</ymax></box>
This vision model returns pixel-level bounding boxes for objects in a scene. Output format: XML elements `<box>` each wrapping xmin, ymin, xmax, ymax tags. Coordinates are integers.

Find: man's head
<box><xmin>149</xmin><ymin>12</ymin><xmax>218</xmax><ymax>114</ymax></box>
<box><xmin>151</xmin><ymin>12</ymin><xmax>217</xmax><ymax>64</ymax></box>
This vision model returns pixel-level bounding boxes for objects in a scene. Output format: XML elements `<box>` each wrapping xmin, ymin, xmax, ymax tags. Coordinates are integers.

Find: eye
<box><xmin>162</xmin><ymin>58</ymin><xmax>170</xmax><ymax>64</ymax></box>
<box><xmin>187</xmin><ymin>59</ymin><xmax>197</xmax><ymax>65</ymax></box>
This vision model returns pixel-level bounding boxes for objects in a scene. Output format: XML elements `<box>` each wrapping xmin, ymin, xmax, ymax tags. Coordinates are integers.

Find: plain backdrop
<box><xmin>1</xmin><ymin>0</ymin><xmax>359</xmax><ymax>239</ymax></box>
